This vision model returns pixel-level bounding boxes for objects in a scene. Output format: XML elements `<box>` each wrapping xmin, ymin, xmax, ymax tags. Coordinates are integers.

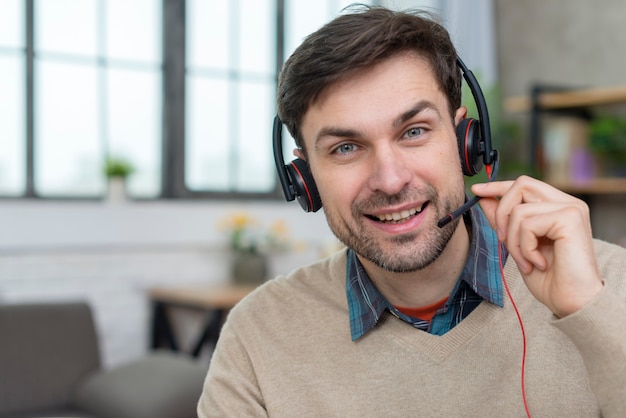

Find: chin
<box><xmin>354</xmin><ymin>215</ymin><xmax>461</xmax><ymax>273</ymax></box>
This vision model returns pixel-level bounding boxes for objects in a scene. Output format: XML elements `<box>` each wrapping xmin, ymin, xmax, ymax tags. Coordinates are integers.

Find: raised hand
<box><xmin>471</xmin><ymin>176</ymin><xmax>604</xmax><ymax>318</ymax></box>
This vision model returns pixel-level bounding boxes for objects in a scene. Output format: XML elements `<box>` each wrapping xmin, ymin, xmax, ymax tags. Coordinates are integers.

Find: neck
<box><xmin>359</xmin><ymin>220</ymin><xmax>470</xmax><ymax>308</ymax></box>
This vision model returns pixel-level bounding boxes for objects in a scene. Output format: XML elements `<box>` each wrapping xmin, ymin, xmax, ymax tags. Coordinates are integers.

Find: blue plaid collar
<box><xmin>346</xmin><ymin>205</ymin><xmax>505</xmax><ymax>341</ymax></box>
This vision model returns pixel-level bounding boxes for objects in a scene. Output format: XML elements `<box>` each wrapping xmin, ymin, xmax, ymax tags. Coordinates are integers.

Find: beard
<box><xmin>323</xmin><ymin>184</ymin><xmax>464</xmax><ymax>273</ymax></box>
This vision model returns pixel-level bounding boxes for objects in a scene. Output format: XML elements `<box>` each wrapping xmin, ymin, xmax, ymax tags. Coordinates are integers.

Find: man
<box><xmin>198</xmin><ymin>6</ymin><xmax>625</xmax><ymax>417</ymax></box>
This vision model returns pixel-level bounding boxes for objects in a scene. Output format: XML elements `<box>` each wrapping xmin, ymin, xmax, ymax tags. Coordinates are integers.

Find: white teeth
<box><xmin>375</xmin><ymin>205</ymin><xmax>424</xmax><ymax>223</ymax></box>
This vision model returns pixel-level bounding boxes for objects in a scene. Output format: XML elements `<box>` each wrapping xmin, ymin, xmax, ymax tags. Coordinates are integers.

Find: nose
<box><xmin>366</xmin><ymin>145</ymin><xmax>413</xmax><ymax>195</ymax></box>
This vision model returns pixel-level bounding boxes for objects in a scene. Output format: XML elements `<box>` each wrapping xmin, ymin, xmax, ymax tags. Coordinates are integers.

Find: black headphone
<box><xmin>273</xmin><ymin>56</ymin><xmax>499</xmax><ymax>219</ymax></box>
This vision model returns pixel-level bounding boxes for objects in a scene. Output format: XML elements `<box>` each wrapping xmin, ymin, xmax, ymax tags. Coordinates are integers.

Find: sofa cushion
<box><xmin>0</xmin><ymin>302</ymin><xmax>100</xmax><ymax>417</ymax></box>
<box><xmin>0</xmin><ymin>406</ymin><xmax>96</xmax><ymax>418</ymax></box>
<box><xmin>73</xmin><ymin>351</ymin><xmax>207</xmax><ymax>418</ymax></box>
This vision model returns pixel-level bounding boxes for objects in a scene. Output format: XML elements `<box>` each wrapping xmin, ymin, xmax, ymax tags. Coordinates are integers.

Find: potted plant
<box><xmin>588</xmin><ymin>115</ymin><xmax>626</xmax><ymax>177</ymax></box>
<box><xmin>104</xmin><ymin>156</ymin><xmax>135</xmax><ymax>202</ymax></box>
<box><xmin>218</xmin><ymin>212</ymin><xmax>292</xmax><ymax>284</ymax></box>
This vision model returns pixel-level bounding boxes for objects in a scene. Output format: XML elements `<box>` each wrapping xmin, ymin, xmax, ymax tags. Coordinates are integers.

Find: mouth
<box><xmin>366</xmin><ymin>202</ymin><xmax>429</xmax><ymax>224</ymax></box>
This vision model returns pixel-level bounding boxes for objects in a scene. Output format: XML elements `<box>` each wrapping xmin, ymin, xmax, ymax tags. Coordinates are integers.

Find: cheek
<box><xmin>407</xmin><ymin>148</ymin><xmax>456</xmax><ymax>181</ymax></box>
<box><xmin>434</xmin><ymin>143</ymin><xmax>463</xmax><ymax>176</ymax></box>
<box><xmin>312</xmin><ymin>166</ymin><xmax>362</xmax><ymax>209</ymax></box>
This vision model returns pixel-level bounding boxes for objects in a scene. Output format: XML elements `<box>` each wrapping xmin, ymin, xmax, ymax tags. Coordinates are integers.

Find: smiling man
<box><xmin>198</xmin><ymin>6</ymin><xmax>626</xmax><ymax>417</ymax></box>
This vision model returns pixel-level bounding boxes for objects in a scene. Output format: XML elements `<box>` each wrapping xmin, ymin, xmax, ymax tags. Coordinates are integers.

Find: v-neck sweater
<box><xmin>199</xmin><ymin>240</ymin><xmax>626</xmax><ymax>417</ymax></box>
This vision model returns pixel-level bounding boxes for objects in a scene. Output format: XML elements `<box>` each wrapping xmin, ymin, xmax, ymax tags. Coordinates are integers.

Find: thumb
<box><xmin>477</xmin><ymin>196</ymin><xmax>499</xmax><ymax>232</ymax></box>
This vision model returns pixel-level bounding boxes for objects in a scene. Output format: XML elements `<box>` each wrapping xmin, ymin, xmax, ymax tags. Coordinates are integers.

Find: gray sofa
<box><xmin>0</xmin><ymin>301</ymin><xmax>207</xmax><ymax>418</ymax></box>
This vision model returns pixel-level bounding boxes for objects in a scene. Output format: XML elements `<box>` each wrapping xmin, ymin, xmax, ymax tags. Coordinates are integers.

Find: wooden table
<box><xmin>149</xmin><ymin>284</ymin><xmax>258</xmax><ymax>357</ymax></box>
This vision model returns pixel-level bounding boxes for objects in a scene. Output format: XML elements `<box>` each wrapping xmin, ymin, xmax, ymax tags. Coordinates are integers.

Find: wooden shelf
<box><xmin>548</xmin><ymin>177</ymin><xmax>626</xmax><ymax>195</ymax></box>
<box><xmin>149</xmin><ymin>284</ymin><xmax>258</xmax><ymax>309</ymax></box>
<box><xmin>507</xmin><ymin>83</ymin><xmax>626</xmax><ymax>196</ymax></box>
<box><xmin>505</xmin><ymin>85</ymin><xmax>626</xmax><ymax>113</ymax></box>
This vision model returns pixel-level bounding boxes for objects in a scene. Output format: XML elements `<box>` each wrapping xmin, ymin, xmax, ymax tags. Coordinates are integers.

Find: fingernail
<box><xmin>473</xmin><ymin>183</ymin><xmax>487</xmax><ymax>189</ymax></box>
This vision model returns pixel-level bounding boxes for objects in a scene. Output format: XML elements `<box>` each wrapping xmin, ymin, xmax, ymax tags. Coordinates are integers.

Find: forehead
<box><xmin>301</xmin><ymin>53</ymin><xmax>449</xmax><ymax>140</ymax></box>
<box><xmin>317</xmin><ymin>52</ymin><xmax>440</xmax><ymax>102</ymax></box>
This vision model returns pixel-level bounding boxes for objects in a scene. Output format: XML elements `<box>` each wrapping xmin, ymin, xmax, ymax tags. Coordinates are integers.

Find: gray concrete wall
<box><xmin>495</xmin><ymin>0</ymin><xmax>626</xmax><ymax>97</ymax></box>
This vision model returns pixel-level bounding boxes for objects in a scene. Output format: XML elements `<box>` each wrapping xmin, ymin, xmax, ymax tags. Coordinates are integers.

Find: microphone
<box><xmin>437</xmin><ymin>157</ymin><xmax>499</xmax><ymax>228</ymax></box>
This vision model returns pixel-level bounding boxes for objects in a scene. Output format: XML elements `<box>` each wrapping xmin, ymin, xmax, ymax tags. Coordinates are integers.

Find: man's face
<box><xmin>299</xmin><ymin>53</ymin><xmax>467</xmax><ymax>273</ymax></box>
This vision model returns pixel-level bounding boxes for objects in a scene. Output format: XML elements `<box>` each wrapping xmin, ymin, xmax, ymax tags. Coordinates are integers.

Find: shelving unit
<box><xmin>505</xmin><ymin>84</ymin><xmax>626</xmax><ymax>194</ymax></box>
<box><xmin>549</xmin><ymin>177</ymin><xmax>626</xmax><ymax>195</ymax></box>
<box><xmin>505</xmin><ymin>85</ymin><xmax>626</xmax><ymax>112</ymax></box>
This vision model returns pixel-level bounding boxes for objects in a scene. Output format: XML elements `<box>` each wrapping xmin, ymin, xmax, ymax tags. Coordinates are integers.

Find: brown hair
<box><xmin>277</xmin><ymin>5</ymin><xmax>461</xmax><ymax>150</ymax></box>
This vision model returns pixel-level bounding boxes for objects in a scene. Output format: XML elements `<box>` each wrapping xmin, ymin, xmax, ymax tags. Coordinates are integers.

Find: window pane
<box><xmin>284</xmin><ymin>1</ymin><xmax>331</xmax><ymax>57</ymax></box>
<box><xmin>236</xmin><ymin>80</ymin><xmax>274</xmax><ymax>191</ymax></box>
<box><xmin>0</xmin><ymin>55</ymin><xmax>25</xmax><ymax>195</ymax></box>
<box><xmin>34</xmin><ymin>0</ymin><xmax>162</xmax><ymax>198</ymax></box>
<box><xmin>0</xmin><ymin>0</ymin><xmax>23</xmax><ymax>48</ymax></box>
<box><xmin>186</xmin><ymin>0</ymin><xmax>277</xmax><ymax>194</ymax></box>
<box><xmin>187</xmin><ymin>0</ymin><xmax>229</xmax><ymax>71</ymax></box>
<box><xmin>185</xmin><ymin>76</ymin><xmax>230</xmax><ymax>191</ymax></box>
<box><xmin>285</xmin><ymin>0</ymin><xmax>374</xmax><ymax>57</ymax></box>
<box><xmin>106</xmin><ymin>0</ymin><xmax>161</xmax><ymax>64</ymax></box>
<box><xmin>35</xmin><ymin>60</ymin><xmax>101</xmax><ymax>196</ymax></box>
<box><xmin>107</xmin><ymin>67</ymin><xmax>161</xmax><ymax>197</ymax></box>
<box><xmin>239</xmin><ymin>0</ymin><xmax>274</xmax><ymax>75</ymax></box>
<box><xmin>36</xmin><ymin>0</ymin><xmax>98</xmax><ymax>57</ymax></box>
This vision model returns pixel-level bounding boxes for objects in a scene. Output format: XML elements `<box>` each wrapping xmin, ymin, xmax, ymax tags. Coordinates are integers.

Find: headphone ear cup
<box><xmin>456</xmin><ymin>118</ymin><xmax>484</xmax><ymax>176</ymax></box>
<box><xmin>285</xmin><ymin>158</ymin><xmax>322</xmax><ymax>213</ymax></box>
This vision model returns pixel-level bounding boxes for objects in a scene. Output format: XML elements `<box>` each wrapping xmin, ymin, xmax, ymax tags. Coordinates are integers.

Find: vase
<box><xmin>107</xmin><ymin>177</ymin><xmax>127</xmax><ymax>203</ymax></box>
<box><xmin>231</xmin><ymin>251</ymin><xmax>268</xmax><ymax>284</ymax></box>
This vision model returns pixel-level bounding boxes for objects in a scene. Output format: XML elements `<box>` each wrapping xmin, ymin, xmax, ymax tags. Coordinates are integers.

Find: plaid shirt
<box><xmin>347</xmin><ymin>205</ymin><xmax>507</xmax><ymax>340</ymax></box>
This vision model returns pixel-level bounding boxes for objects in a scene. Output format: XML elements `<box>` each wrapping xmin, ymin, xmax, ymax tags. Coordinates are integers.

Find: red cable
<box><xmin>498</xmin><ymin>243</ymin><xmax>531</xmax><ymax>418</ymax></box>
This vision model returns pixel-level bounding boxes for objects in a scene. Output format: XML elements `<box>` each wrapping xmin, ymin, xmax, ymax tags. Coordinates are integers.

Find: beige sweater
<box><xmin>198</xmin><ymin>240</ymin><xmax>626</xmax><ymax>417</ymax></box>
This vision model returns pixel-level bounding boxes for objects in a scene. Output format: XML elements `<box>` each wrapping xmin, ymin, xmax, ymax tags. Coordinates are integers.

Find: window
<box><xmin>34</xmin><ymin>0</ymin><xmax>162</xmax><ymax>198</ymax></box>
<box><xmin>185</xmin><ymin>0</ymin><xmax>276</xmax><ymax>193</ymax></box>
<box><xmin>0</xmin><ymin>0</ymin><xmax>387</xmax><ymax>199</ymax></box>
<box><xmin>0</xmin><ymin>0</ymin><xmax>25</xmax><ymax>196</ymax></box>
<box><xmin>0</xmin><ymin>0</ymin><xmax>161</xmax><ymax>199</ymax></box>
<box><xmin>183</xmin><ymin>0</ymin><xmax>373</xmax><ymax>197</ymax></box>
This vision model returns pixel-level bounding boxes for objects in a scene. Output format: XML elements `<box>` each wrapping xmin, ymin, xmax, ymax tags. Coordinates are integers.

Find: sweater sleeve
<box><xmin>197</xmin><ymin>313</ymin><xmax>268</xmax><ymax>418</ymax></box>
<box><xmin>552</xmin><ymin>284</ymin><xmax>626</xmax><ymax>418</ymax></box>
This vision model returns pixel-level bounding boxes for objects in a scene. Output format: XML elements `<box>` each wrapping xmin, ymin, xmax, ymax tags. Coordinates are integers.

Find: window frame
<box><xmin>165</xmin><ymin>0</ymin><xmax>285</xmax><ymax>200</ymax></box>
<box><xmin>5</xmin><ymin>0</ymin><xmax>286</xmax><ymax>201</ymax></box>
<box><xmin>5</xmin><ymin>0</ymin><xmax>391</xmax><ymax>200</ymax></box>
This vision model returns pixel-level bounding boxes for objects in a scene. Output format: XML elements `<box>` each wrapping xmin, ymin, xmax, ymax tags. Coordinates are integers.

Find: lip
<box><xmin>365</xmin><ymin>201</ymin><xmax>429</xmax><ymax>234</ymax></box>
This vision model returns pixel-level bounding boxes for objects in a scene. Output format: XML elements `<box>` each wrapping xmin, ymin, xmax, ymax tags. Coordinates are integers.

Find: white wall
<box><xmin>0</xmin><ymin>199</ymin><xmax>336</xmax><ymax>367</ymax></box>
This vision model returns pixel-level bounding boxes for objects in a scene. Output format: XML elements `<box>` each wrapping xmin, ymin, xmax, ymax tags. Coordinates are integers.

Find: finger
<box><xmin>474</xmin><ymin>176</ymin><xmax>578</xmax><ymax>242</ymax></box>
<box><xmin>472</xmin><ymin>176</ymin><xmax>563</xmax><ymax>200</ymax></box>
<box><xmin>476</xmin><ymin>196</ymin><xmax>499</xmax><ymax>231</ymax></box>
<box><xmin>519</xmin><ymin>225</ymin><xmax>549</xmax><ymax>272</ymax></box>
<box><xmin>503</xmin><ymin>202</ymin><xmax>571</xmax><ymax>273</ymax></box>
<box><xmin>473</xmin><ymin>184</ymin><xmax>512</xmax><ymax>241</ymax></box>
<box><xmin>506</xmin><ymin>241</ymin><xmax>535</xmax><ymax>275</ymax></box>
<box><xmin>471</xmin><ymin>180</ymin><xmax>514</xmax><ymax>198</ymax></box>
<box><xmin>473</xmin><ymin>180</ymin><xmax>523</xmax><ymax>241</ymax></box>
<box><xmin>507</xmin><ymin>200</ymin><xmax>596</xmax><ymax>277</ymax></box>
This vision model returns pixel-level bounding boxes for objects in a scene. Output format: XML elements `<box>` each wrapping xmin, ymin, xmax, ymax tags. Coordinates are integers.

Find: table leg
<box><xmin>150</xmin><ymin>301</ymin><xmax>180</xmax><ymax>352</ymax></box>
<box><xmin>190</xmin><ymin>308</ymin><xmax>226</xmax><ymax>357</ymax></box>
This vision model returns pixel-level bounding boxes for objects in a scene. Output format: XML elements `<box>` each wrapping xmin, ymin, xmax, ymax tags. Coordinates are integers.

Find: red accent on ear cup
<box><xmin>286</xmin><ymin>158</ymin><xmax>322</xmax><ymax>212</ymax></box>
<box><xmin>456</xmin><ymin>118</ymin><xmax>483</xmax><ymax>176</ymax></box>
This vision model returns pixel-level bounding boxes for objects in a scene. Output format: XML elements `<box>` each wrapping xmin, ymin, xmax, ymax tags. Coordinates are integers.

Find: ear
<box><xmin>454</xmin><ymin>106</ymin><xmax>467</xmax><ymax>126</ymax></box>
<box><xmin>293</xmin><ymin>148</ymin><xmax>306</xmax><ymax>161</ymax></box>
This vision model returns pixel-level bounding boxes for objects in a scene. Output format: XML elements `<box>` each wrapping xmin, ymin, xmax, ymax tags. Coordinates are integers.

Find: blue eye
<box><xmin>406</xmin><ymin>127</ymin><xmax>423</xmax><ymax>137</ymax></box>
<box><xmin>335</xmin><ymin>143</ymin><xmax>357</xmax><ymax>154</ymax></box>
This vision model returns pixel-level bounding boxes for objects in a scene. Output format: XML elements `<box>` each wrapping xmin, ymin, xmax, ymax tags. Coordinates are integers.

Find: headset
<box><xmin>273</xmin><ymin>56</ymin><xmax>499</xmax><ymax>227</ymax></box>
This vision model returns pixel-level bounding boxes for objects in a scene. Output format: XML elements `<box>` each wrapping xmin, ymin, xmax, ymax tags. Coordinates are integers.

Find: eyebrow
<box><xmin>393</xmin><ymin>99</ymin><xmax>442</xmax><ymax>128</ymax></box>
<box><xmin>314</xmin><ymin>99</ymin><xmax>443</xmax><ymax>147</ymax></box>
